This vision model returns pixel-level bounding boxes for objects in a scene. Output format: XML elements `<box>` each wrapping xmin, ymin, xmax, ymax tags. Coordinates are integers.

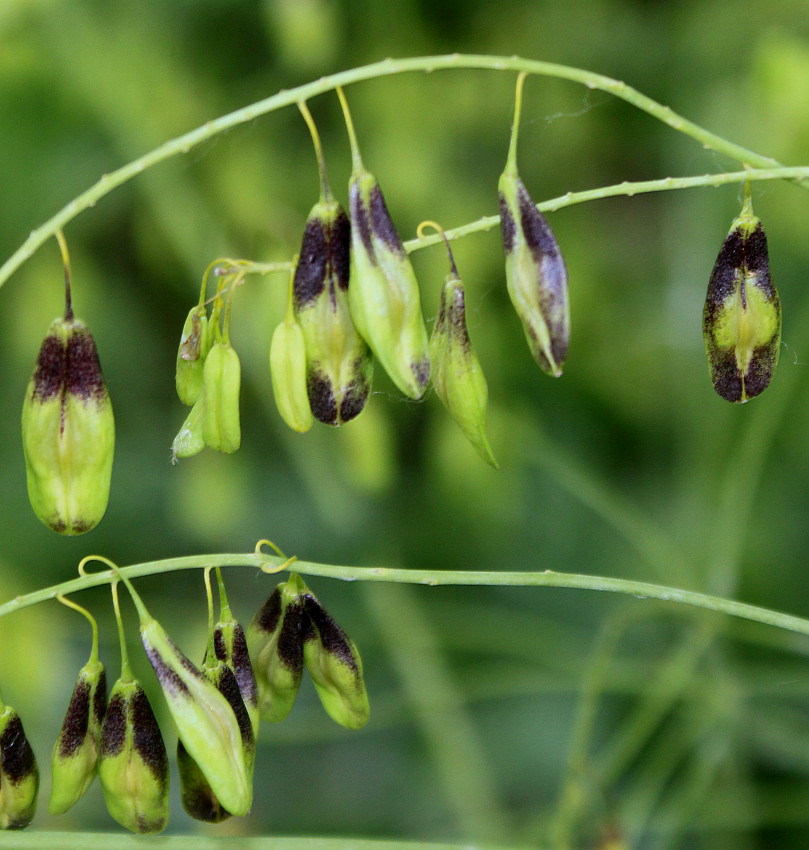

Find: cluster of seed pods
<box><xmin>0</xmin><ymin>565</ymin><xmax>367</xmax><ymax>833</ymax></box>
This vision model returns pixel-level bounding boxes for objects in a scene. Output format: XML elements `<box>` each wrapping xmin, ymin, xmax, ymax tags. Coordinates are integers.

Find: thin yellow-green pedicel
<box><xmin>702</xmin><ymin>199</ymin><xmax>781</xmax><ymax>403</ymax></box>
<box><xmin>0</xmin><ymin>702</ymin><xmax>39</xmax><ymax>830</ymax></box>
<box><xmin>21</xmin><ymin>315</ymin><xmax>114</xmax><ymax>534</ymax></box>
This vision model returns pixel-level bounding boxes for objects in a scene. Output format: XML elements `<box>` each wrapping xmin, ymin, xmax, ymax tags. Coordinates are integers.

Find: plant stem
<box><xmin>5</xmin><ymin>553</ymin><xmax>809</xmax><ymax>643</ymax></box>
<box><xmin>1</xmin><ymin>52</ymin><xmax>804</xmax><ymax>290</ymax></box>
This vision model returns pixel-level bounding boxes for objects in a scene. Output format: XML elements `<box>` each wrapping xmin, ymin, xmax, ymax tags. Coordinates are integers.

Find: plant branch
<box><xmin>1</xmin><ymin>51</ymin><xmax>803</xmax><ymax>290</ymax></box>
<box><xmin>5</xmin><ymin>553</ymin><xmax>809</xmax><ymax>644</ymax></box>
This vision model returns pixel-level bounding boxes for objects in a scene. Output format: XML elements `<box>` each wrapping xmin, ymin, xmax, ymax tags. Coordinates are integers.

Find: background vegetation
<box><xmin>2</xmin><ymin>0</ymin><xmax>809</xmax><ymax>847</ymax></box>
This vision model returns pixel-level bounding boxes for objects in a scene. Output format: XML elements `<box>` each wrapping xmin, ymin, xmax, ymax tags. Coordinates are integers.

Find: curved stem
<box><xmin>1</xmin><ymin>53</ymin><xmax>800</xmax><ymax>291</ymax></box>
<box><xmin>504</xmin><ymin>72</ymin><xmax>527</xmax><ymax>175</ymax></box>
<box><xmin>5</xmin><ymin>553</ymin><xmax>809</xmax><ymax>643</ymax></box>
<box><xmin>298</xmin><ymin>100</ymin><xmax>333</xmax><ymax>203</ymax></box>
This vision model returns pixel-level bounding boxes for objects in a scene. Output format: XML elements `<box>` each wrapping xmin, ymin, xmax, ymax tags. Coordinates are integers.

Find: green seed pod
<box><xmin>175</xmin><ymin>306</ymin><xmax>211</xmax><ymax>406</ymax></box>
<box><xmin>430</xmin><ymin>267</ymin><xmax>498</xmax><ymax>468</ymax></box>
<box><xmin>140</xmin><ymin>616</ymin><xmax>252</xmax><ymax>817</ymax></box>
<box><xmin>269</xmin><ymin>315</ymin><xmax>313</xmax><ymax>433</ymax></box>
<box><xmin>302</xmin><ymin>593</ymin><xmax>370</xmax><ymax>730</ymax></box>
<box><xmin>213</xmin><ymin>619</ymin><xmax>259</xmax><ymax>738</ymax></box>
<box><xmin>178</xmin><ymin>659</ymin><xmax>255</xmax><ymax>823</ymax></box>
<box><xmin>171</xmin><ymin>396</ymin><xmax>205</xmax><ymax>462</ymax></box>
<box><xmin>347</xmin><ymin>167</ymin><xmax>430</xmax><ymax>399</ymax></box>
<box><xmin>246</xmin><ymin>578</ymin><xmax>308</xmax><ymax>723</ymax></box>
<box><xmin>201</xmin><ymin>341</ymin><xmax>241</xmax><ymax>453</ymax></box>
<box><xmin>294</xmin><ymin>199</ymin><xmax>373</xmax><ymax>425</ymax></box>
<box><xmin>0</xmin><ymin>704</ymin><xmax>39</xmax><ymax>830</ymax></box>
<box><xmin>703</xmin><ymin>199</ymin><xmax>781</xmax><ymax>403</ymax></box>
<box><xmin>21</xmin><ymin>315</ymin><xmax>115</xmax><ymax>534</ymax></box>
<box><xmin>498</xmin><ymin>171</ymin><xmax>569</xmax><ymax>377</ymax></box>
<box><xmin>49</xmin><ymin>658</ymin><xmax>107</xmax><ymax>815</ymax></box>
<box><xmin>97</xmin><ymin>677</ymin><xmax>168</xmax><ymax>835</ymax></box>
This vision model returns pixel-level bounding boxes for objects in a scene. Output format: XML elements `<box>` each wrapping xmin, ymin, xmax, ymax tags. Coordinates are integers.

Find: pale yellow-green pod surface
<box><xmin>347</xmin><ymin>167</ymin><xmax>430</xmax><ymax>400</ymax></box>
<box><xmin>0</xmin><ymin>704</ymin><xmax>39</xmax><ymax>830</ymax></box>
<box><xmin>201</xmin><ymin>341</ymin><xmax>241</xmax><ymax>453</ymax></box>
<box><xmin>22</xmin><ymin>316</ymin><xmax>114</xmax><ymax>535</ymax></box>
<box><xmin>171</xmin><ymin>396</ymin><xmax>206</xmax><ymax>461</ymax></box>
<box><xmin>49</xmin><ymin>658</ymin><xmax>107</xmax><ymax>815</ymax></box>
<box><xmin>429</xmin><ymin>274</ymin><xmax>498</xmax><ymax>468</ymax></box>
<box><xmin>97</xmin><ymin>678</ymin><xmax>168</xmax><ymax>835</ymax></box>
<box><xmin>140</xmin><ymin>617</ymin><xmax>252</xmax><ymax>817</ymax></box>
<box><xmin>269</xmin><ymin>318</ymin><xmax>313</xmax><ymax>433</ymax></box>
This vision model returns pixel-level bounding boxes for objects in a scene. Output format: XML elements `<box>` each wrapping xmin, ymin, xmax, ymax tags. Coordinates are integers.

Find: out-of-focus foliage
<box><xmin>1</xmin><ymin>0</ymin><xmax>809</xmax><ymax>846</ymax></box>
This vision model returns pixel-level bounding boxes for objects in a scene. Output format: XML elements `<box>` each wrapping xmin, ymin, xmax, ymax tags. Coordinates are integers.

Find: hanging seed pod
<box><xmin>175</xmin><ymin>305</ymin><xmax>211</xmax><ymax>407</ymax></box>
<box><xmin>269</xmin><ymin>307</ymin><xmax>313</xmax><ymax>434</ymax></box>
<box><xmin>0</xmin><ymin>702</ymin><xmax>39</xmax><ymax>830</ymax></box>
<box><xmin>336</xmin><ymin>88</ymin><xmax>430</xmax><ymax>400</ymax></box>
<box><xmin>498</xmin><ymin>74</ymin><xmax>569</xmax><ymax>377</ymax></box>
<box><xmin>22</xmin><ymin>317</ymin><xmax>115</xmax><ymax>535</ymax></box>
<box><xmin>171</xmin><ymin>396</ymin><xmax>205</xmax><ymax>462</ymax></box>
<box><xmin>246</xmin><ymin>576</ymin><xmax>308</xmax><ymax>723</ymax></box>
<box><xmin>703</xmin><ymin>193</ymin><xmax>781</xmax><ymax>403</ymax></box>
<box><xmin>49</xmin><ymin>601</ymin><xmax>107</xmax><ymax>816</ymax></box>
<box><xmin>294</xmin><ymin>101</ymin><xmax>373</xmax><ymax>425</ymax></box>
<box><xmin>201</xmin><ymin>340</ymin><xmax>241</xmax><ymax>453</ymax></box>
<box><xmin>302</xmin><ymin>592</ymin><xmax>370</xmax><ymax>730</ymax></box>
<box><xmin>97</xmin><ymin>677</ymin><xmax>169</xmax><ymax>834</ymax></box>
<box><xmin>426</xmin><ymin>225</ymin><xmax>498</xmax><ymax>468</ymax></box>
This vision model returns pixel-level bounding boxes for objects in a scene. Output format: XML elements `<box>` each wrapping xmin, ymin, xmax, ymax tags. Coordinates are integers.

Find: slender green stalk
<box><xmin>5</xmin><ymin>553</ymin><xmax>809</xmax><ymax>643</ymax></box>
<box><xmin>1</xmin><ymin>52</ymin><xmax>805</xmax><ymax>290</ymax></box>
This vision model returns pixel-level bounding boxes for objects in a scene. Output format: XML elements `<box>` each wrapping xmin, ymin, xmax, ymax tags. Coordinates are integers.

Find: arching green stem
<box><xmin>111</xmin><ymin>581</ymin><xmax>133</xmax><ymax>682</ymax></box>
<box><xmin>298</xmin><ymin>100</ymin><xmax>333</xmax><ymax>203</ymax></box>
<box><xmin>57</xmin><ymin>593</ymin><xmax>100</xmax><ymax>666</ymax></box>
<box><xmin>504</xmin><ymin>72</ymin><xmax>527</xmax><ymax>176</ymax></box>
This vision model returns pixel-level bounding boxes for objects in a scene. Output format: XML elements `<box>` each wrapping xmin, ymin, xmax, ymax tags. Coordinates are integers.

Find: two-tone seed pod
<box><xmin>426</xmin><ymin>227</ymin><xmax>498</xmax><ymax>468</ymax></box>
<box><xmin>49</xmin><ymin>599</ymin><xmax>107</xmax><ymax>815</ymax></box>
<box><xmin>498</xmin><ymin>74</ymin><xmax>569</xmax><ymax>377</ymax></box>
<box><xmin>0</xmin><ymin>701</ymin><xmax>39</xmax><ymax>830</ymax></box>
<box><xmin>336</xmin><ymin>88</ymin><xmax>430</xmax><ymax>400</ymax></box>
<box><xmin>22</xmin><ymin>236</ymin><xmax>114</xmax><ymax>535</ymax></box>
<box><xmin>703</xmin><ymin>193</ymin><xmax>781</xmax><ymax>403</ymax></box>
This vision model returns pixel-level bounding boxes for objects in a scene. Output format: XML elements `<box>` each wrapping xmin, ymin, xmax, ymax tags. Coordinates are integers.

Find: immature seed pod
<box><xmin>429</xmin><ymin>255</ymin><xmax>498</xmax><ymax>468</ymax></box>
<box><xmin>0</xmin><ymin>704</ymin><xmax>39</xmax><ymax>830</ymax></box>
<box><xmin>269</xmin><ymin>315</ymin><xmax>313</xmax><ymax>434</ymax></box>
<box><xmin>302</xmin><ymin>593</ymin><xmax>370</xmax><ymax>730</ymax></box>
<box><xmin>212</xmin><ymin>618</ymin><xmax>259</xmax><ymax>738</ymax></box>
<box><xmin>294</xmin><ymin>199</ymin><xmax>373</xmax><ymax>425</ymax></box>
<box><xmin>21</xmin><ymin>315</ymin><xmax>115</xmax><ymax>534</ymax></box>
<box><xmin>97</xmin><ymin>677</ymin><xmax>168</xmax><ymax>834</ymax></box>
<box><xmin>703</xmin><ymin>198</ymin><xmax>781</xmax><ymax>403</ymax></box>
<box><xmin>178</xmin><ymin>659</ymin><xmax>255</xmax><ymax>823</ymax></box>
<box><xmin>171</xmin><ymin>396</ymin><xmax>205</xmax><ymax>462</ymax></box>
<box><xmin>201</xmin><ymin>341</ymin><xmax>241</xmax><ymax>453</ymax></box>
<box><xmin>49</xmin><ymin>657</ymin><xmax>107</xmax><ymax>815</ymax></box>
<box><xmin>175</xmin><ymin>306</ymin><xmax>211</xmax><ymax>407</ymax></box>
<box><xmin>498</xmin><ymin>173</ymin><xmax>569</xmax><ymax>377</ymax></box>
<box><xmin>246</xmin><ymin>578</ymin><xmax>308</xmax><ymax>723</ymax></box>
<box><xmin>140</xmin><ymin>616</ymin><xmax>252</xmax><ymax>816</ymax></box>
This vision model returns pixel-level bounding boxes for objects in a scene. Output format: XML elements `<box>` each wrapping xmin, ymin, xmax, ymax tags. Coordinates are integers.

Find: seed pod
<box><xmin>347</xmin><ymin>167</ymin><xmax>431</xmax><ymax>399</ymax></box>
<box><xmin>175</xmin><ymin>306</ymin><xmax>211</xmax><ymax>406</ymax></box>
<box><xmin>498</xmin><ymin>172</ymin><xmax>569</xmax><ymax>376</ymax></box>
<box><xmin>178</xmin><ymin>658</ymin><xmax>255</xmax><ymax>823</ymax></box>
<box><xmin>294</xmin><ymin>198</ymin><xmax>373</xmax><ymax>425</ymax></box>
<box><xmin>49</xmin><ymin>657</ymin><xmax>107</xmax><ymax>815</ymax></box>
<box><xmin>201</xmin><ymin>341</ymin><xmax>241</xmax><ymax>453</ymax></box>
<box><xmin>246</xmin><ymin>578</ymin><xmax>308</xmax><ymax>723</ymax></box>
<box><xmin>703</xmin><ymin>200</ymin><xmax>781</xmax><ymax>403</ymax></box>
<box><xmin>0</xmin><ymin>704</ymin><xmax>39</xmax><ymax>830</ymax></box>
<box><xmin>171</xmin><ymin>397</ymin><xmax>205</xmax><ymax>462</ymax></box>
<box><xmin>302</xmin><ymin>593</ymin><xmax>370</xmax><ymax>730</ymax></box>
<box><xmin>430</xmin><ymin>266</ymin><xmax>498</xmax><ymax>468</ymax></box>
<box><xmin>21</xmin><ymin>315</ymin><xmax>115</xmax><ymax>534</ymax></box>
<box><xmin>213</xmin><ymin>618</ymin><xmax>259</xmax><ymax>738</ymax></box>
<box><xmin>97</xmin><ymin>677</ymin><xmax>168</xmax><ymax>834</ymax></box>
<box><xmin>269</xmin><ymin>315</ymin><xmax>313</xmax><ymax>433</ymax></box>
<box><xmin>140</xmin><ymin>616</ymin><xmax>252</xmax><ymax>816</ymax></box>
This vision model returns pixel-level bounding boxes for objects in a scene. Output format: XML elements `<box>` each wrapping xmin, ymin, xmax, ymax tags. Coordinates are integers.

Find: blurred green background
<box><xmin>2</xmin><ymin>0</ymin><xmax>809</xmax><ymax>847</ymax></box>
